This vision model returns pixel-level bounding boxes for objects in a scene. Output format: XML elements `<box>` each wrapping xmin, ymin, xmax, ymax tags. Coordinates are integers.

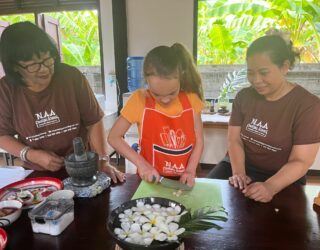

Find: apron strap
<box><xmin>145</xmin><ymin>90</ymin><xmax>156</xmax><ymax>108</ymax></box>
<box><xmin>178</xmin><ymin>92</ymin><xmax>192</xmax><ymax>110</ymax></box>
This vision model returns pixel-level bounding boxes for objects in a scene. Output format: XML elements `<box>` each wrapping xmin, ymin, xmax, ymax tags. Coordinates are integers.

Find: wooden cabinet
<box><xmin>201</xmin><ymin>114</ymin><xmax>229</xmax><ymax>165</ymax></box>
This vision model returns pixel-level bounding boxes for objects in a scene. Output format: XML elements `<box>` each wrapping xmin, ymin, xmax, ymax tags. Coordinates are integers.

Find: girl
<box><xmin>108</xmin><ymin>43</ymin><xmax>204</xmax><ymax>187</ymax></box>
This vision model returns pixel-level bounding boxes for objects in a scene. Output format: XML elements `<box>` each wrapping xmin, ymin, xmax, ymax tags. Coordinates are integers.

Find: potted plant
<box><xmin>217</xmin><ymin>68</ymin><xmax>249</xmax><ymax>113</ymax></box>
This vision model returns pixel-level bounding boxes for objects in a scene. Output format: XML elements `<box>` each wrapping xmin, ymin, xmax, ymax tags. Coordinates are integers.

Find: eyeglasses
<box><xmin>17</xmin><ymin>57</ymin><xmax>55</xmax><ymax>73</ymax></box>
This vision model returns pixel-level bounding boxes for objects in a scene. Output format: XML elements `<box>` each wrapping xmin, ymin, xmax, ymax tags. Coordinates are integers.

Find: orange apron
<box><xmin>140</xmin><ymin>91</ymin><xmax>195</xmax><ymax>176</ymax></box>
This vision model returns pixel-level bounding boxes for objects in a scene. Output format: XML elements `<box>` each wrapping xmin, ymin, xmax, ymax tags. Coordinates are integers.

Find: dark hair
<box><xmin>0</xmin><ymin>21</ymin><xmax>60</xmax><ymax>86</ymax></box>
<box><xmin>246</xmin><ymin>35</ymin><xmax>300</xmax><ymax>69</ymax></box>
<box><xmin>143</xmin><ymin>43</ymin><xmax>203</xmax><ymax>100</ymax></box>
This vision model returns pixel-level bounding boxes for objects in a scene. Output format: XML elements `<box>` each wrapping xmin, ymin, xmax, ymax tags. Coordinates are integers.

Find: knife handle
<box><xmin>152</xmin><ymin>175</ymin><xmax>163</xmax><ymax>183</ymax></box>
<box><xmin>152</xmin><ymin>175</ymin><xmax>156</xmax><ymax>183</ymax></box>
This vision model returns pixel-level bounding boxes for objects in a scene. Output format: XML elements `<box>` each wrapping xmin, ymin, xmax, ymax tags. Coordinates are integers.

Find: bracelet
<box><xmin>20</xmin><ymin>146</ymin><xmax>30</xmax><ymax>162</ymax></box>
<box><xmin>99</xmin><ymin>154</ymin><xmax>110</xmax><ymax>163</ymax></box>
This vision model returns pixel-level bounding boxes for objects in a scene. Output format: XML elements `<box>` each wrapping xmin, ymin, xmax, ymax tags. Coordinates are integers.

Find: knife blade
<box><xmin>158</xmin><ymin>176</ymin><xmax>193</xmax><ymax>191</ymax></box>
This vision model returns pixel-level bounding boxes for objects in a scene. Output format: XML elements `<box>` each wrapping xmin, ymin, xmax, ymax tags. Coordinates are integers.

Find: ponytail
<box><xmin>143</xmin><ymin>43</ymin><xmax>204</xmax><ymax>100</ymax></box>
<box><xmin>171</xmin><ymin>43</ymin><xmax>204</xmax><ymax>100</ymax></box>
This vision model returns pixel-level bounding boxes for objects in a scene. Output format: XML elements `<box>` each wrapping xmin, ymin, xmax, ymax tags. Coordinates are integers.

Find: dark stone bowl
<box><xmin>107</xmin><ymin>197</ymin><xmax>187</xmax><ymax>250</ymax></box>
<box><xmin>64</xmin><ymin>151</ymin><xmax>98</xmax><ymax>187</ymax></box>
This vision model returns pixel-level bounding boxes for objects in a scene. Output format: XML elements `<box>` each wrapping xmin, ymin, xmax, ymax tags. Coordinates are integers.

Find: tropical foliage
<box><xmin>2</xmin><ymin>3</ymin><xmax>319</xmax><ymax>66</ymax></box>
<box><xmin>218</xmin><ymin>68</ymin><xmax>249</xmax><ymax>100</ymax></box>
<box><xmin>48</xmin><ymin>11</ymin><xmax>100</xmax><ymax>66</ymax></box>
<box><xmin>198</xmin><ymin>0</ymin><xmax>320</xmax><ymax>64</ymax></box>
<box><xmin>180</xmin><ymin>206</ymin><xmax>228</xmax><ymax>237</ymax></box>
<box><xmin>0</xmin><ymin>14</ymin><xmax>34</xmax><ymax>23</ymax></box>
<box><xmin>0</xmin><ymin>11</ymin><xmax>100</xmax><ymax>66</ymax></box>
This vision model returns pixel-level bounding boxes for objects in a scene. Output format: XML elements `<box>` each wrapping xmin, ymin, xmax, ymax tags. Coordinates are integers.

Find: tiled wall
<box><xmin>199</xmin><ymin>64</ymin><xmax>320</xmax><ymax>100</ymax></box>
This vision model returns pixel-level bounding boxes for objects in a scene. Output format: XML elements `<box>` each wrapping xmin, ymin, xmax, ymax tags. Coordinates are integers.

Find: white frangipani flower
<box><xmin>159</xmin><ymin>222</ymin><xmax>185</xmax><ymax>241</ymax></box>
<box><xmin>118</xmin><ymin>209</ymin><xmax>141</xmax><ymax>223</ymax></box>
<box><xmin>128</xmin><ymin>223</ymin><xmax>153</xmax><ymax>245</ymax></box>
<box><xmin>114</xmin><ymin>222</ymin><xmax>133</xmax><ymax>239</ymax></box>
<box><xmin>132</xmin><ymin>201</ymin><xmax>146</xmax><ymax>213</ymax></box>
<box><xmin>139</xmin><ymin>213</ymin><xmax>166</xmax><ymax>228</ymax></box>
<box><xmin>114</xmin><ymin>202</ymin><xmax>188</xmax><ymax>246</ymax></box>
<box><xmin>149</xmin><ymin>226</ymin><xmax>167</xmax><ymax>242</ymax></box>
<box><xmin>165</xmin><ymin>206</ymin><xmax>188</xmax><ymax>223</ymax></box>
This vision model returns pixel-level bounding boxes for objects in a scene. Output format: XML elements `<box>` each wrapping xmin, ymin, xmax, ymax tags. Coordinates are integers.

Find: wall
<box><xmin>98</xmin><ymin>1</ymin><xmax>320</xmax><ymax>103</ymax></box>
<box><xmin>99</xmin><ymin>0</ymin><xmax>118</xmax><ymax>111</ymax></box>
<box><xmin>126</xmin><ymin>0</ymin><xmax>194</xmax><ymax>56</ymax></box>
<box><xmin>200</xmin><ymin>64</ymin><xmax>320</xmax><ymax>100</ymax></box>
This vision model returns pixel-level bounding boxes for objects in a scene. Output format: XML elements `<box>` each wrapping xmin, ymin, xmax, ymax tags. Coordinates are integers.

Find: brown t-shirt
<box><xmin>230</xmin><ymin>85</ymin><xmax>320</xmax><ymax>172</ymax></box>
<box><xmin>0</xmin><ymin>63</ymin><xmax>104</xmax><ymax>169</ymax></box>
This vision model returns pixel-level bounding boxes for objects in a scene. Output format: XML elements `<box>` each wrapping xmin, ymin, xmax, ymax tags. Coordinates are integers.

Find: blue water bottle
<box><xmin>127</xmin><ymin>56</ymin><xmax>144</xmax><ymax>92</ymax></box>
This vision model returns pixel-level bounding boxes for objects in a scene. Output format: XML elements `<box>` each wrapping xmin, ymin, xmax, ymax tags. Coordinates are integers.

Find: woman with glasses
<box><xmin>0</xmin><ymin>21</ymin><xmax>125</xmax><ymax>183</ymax></box>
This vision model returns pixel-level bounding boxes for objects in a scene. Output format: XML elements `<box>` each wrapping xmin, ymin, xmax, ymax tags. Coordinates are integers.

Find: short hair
<box><xmin>0</xmin><ymin>21</ymin><xmax>60</xmax><ymax>86</ymax></box>
<box><xmin>246</xmin><ymin>35</ymin><xmax>300</xmax><ymax>69</ymax></box>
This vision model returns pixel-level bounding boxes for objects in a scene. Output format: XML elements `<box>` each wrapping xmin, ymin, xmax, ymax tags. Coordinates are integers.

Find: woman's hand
<box><xmin>229</xmin><ymin>174</ymin><xmax>252</xmax><ymax>190</ymax></box>
<box><xmin>27</xmin><ymin>149</ymin><xmax>64</xmax><ymax>171</ymax></box>
<box><xmin>242</xmin><ymin>182</ymin><xmax>274</xmax><ymax>203</ymax></box>
<box><xmin>137</xmin><ymin>161</ymin><xmax>160</xmax><ymax>183</ymax></box>
<box><xmin>179</xmin><ymin>170</ymin><xmax>196</xmax><ymax>187</ymax></box>
<box><xmin>100</xmin><ymin>161</ymin><xmax>126</xmax><ymax>184</ymax></box>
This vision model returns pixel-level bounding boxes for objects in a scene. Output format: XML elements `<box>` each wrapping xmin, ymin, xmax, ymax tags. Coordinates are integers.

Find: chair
<box><xmin>0</xmin><ymin>148</ymin><xmax>15</xmax><ymax>165</ymax></box>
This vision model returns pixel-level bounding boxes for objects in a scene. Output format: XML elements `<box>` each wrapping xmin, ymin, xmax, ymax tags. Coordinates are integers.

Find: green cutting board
<box><xmin>132</xmin><ymin>178</ymin><xmax>223</xmax><ymax>212</ymax></box>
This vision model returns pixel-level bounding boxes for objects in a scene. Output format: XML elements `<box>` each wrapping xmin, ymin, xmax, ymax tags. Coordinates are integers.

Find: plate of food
<box><xmin>0</xmin><ymin>177</ymin><xmax>63</xmax><ymax>209</ymax></box>
<box><xmin>0</xmin><ymin>227</ymin><xmax>7</xmax><ymax>249</ymax></box>
<box><xmin>0</xmin><ymin>200</ymin><xmax>23</xmax><ymax>226</ymax></box>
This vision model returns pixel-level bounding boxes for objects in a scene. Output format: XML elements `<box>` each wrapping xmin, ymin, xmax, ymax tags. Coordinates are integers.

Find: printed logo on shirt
<box><xmin>163</xmin><ymin>161</ymin><xmax>185</xmax><ymax>175</ymax></box>
<box><xmin>34</xmin><ymin>109</ymin><xmax>60</xmax><ymax>128</ymax></box>
<box><xmin>153</xmin><ymin>144</ymin><xmax>192</xmax><ymax>174</ymax></box>
<box><xmin>245</xmin><ymin>118</ymin><xmax>268</xmax><ymax>137</ymax></box>
<box><xmin>160</xmin><ymin>126</ymin><xmax>186</xmax><ymax>149</ymax></box>
<box><xmin>26</xmin><ymin>123</ymin><xmax>79</xmax><ymax>142</ymax></box>
<box><xmin>241</xmin><ymin>133</ymin><xmax>282</xmax><ymax>152</ymax></box>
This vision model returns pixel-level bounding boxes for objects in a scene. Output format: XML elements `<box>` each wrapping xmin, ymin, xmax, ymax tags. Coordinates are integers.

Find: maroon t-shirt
<box><xmin>230</xmin><ymin>85</ymin><xmax>320</xmax><ymax>172</ymax></box>
<box><xmin>0</xmin><ymin>63</ymin><xmax>104</xmax><ymax>169</ymax></box>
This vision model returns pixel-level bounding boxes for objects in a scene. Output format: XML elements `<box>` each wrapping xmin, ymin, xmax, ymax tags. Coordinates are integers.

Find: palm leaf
<box><xmin>179</xmin><ymin>206</ymin><xmax>228</xmax><ymax>238</ymax></box>
<box><xmin>219</xmin><ymin>69</ymin><xmax>249</xmax><ymax>99</ymax></box>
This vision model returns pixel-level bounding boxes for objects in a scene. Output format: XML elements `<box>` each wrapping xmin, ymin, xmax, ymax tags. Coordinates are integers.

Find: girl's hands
<box><xmin>242</xmin><ymin>182</ymin><xmax>274</xmax><ymax>203</ymax></box>
<box><xmin>100</xmin><ymin>161</ymin><xmax>126</xmax><ymax>184</ymax></box>
<box><xmin>27</xmin><ymin>149</ymin><xmax>64</xmax><ymax>171</ymax></box>
<box><xmin>179</xmin><ymin>170</ymin><xmax>196</xmax><ymax>187</ymax></box>
<box><xmin>137</xmin><ymin>161</ymin><xmax>160</xmax><ymax>183</ymax></box>
<box><xmin>229</xmin><ymin>174</ymin><xmax>252</xmax><ymax>190</ymax></box>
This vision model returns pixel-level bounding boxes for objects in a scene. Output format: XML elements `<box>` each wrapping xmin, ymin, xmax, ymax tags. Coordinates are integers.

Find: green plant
<box><xmin>0</xmin><ymin>11</ymin><xmax>100</xmax><ymax>66</ymax></box>
<box><xmin>198</xmin><ymin>0</ymin><xmax>320</xmax><ymax>64</ymax></box>
<box><xmin>179</xmin><ymin>206</ymin><xmax>228</xmax><ymax>237</ymax></box>
<box><xmin>0</xmin><ymin>14</ymin><xmax>35</xmax><ymax>24</ymax></box>
<box><xmin>48</xmin><ymin>11</ymin><xmax>100</xmax><ymax>66</ymax></box>
<box><xmin>218</xmin><ymin>68</ymin><xmax>249</xmax><ymax>100</ymax></box>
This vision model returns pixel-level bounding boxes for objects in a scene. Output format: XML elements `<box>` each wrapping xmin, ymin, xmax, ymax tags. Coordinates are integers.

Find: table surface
<box><xmin>3</xmin><ymin>170</ymin><xmax>320</xmax><ymax>250</ymax></box>
<box><xmin>201</xmin><ymin>113</ymin><xmax>229</xmax><ymax>129</ymax></box>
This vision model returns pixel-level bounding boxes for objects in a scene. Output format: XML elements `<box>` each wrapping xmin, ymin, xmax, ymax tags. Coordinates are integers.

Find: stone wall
<box><xmin>199</xmin><ymin>64</ymin><xmax>320</xmax><ymax>100</ymax></box>
<box><xmin>77</xmin><ymin>66</ymin><xmax>103</xmax><ymax>94</ymax></box>
<box><xmin>76</xmin><ymin>64</ymin><xmax>320</xmax><ymax>101</ymax></box>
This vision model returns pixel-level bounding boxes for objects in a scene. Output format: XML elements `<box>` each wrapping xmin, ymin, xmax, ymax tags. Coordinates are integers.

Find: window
<box><xmin>197</xmin><ymin>0</ymin><xmax>320</xmax><ymax>65</ymax></box>
<box><xmin>0</xmin><ymin>1</ymin><xmax>104</xmax><ymax>94</ymax></box>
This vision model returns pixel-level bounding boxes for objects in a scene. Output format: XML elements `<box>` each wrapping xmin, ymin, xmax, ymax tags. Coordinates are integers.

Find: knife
<box><xmin>156</xmin><ymin>176</ymin><xmax>193</xmax><ymax>191</ymax></box>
